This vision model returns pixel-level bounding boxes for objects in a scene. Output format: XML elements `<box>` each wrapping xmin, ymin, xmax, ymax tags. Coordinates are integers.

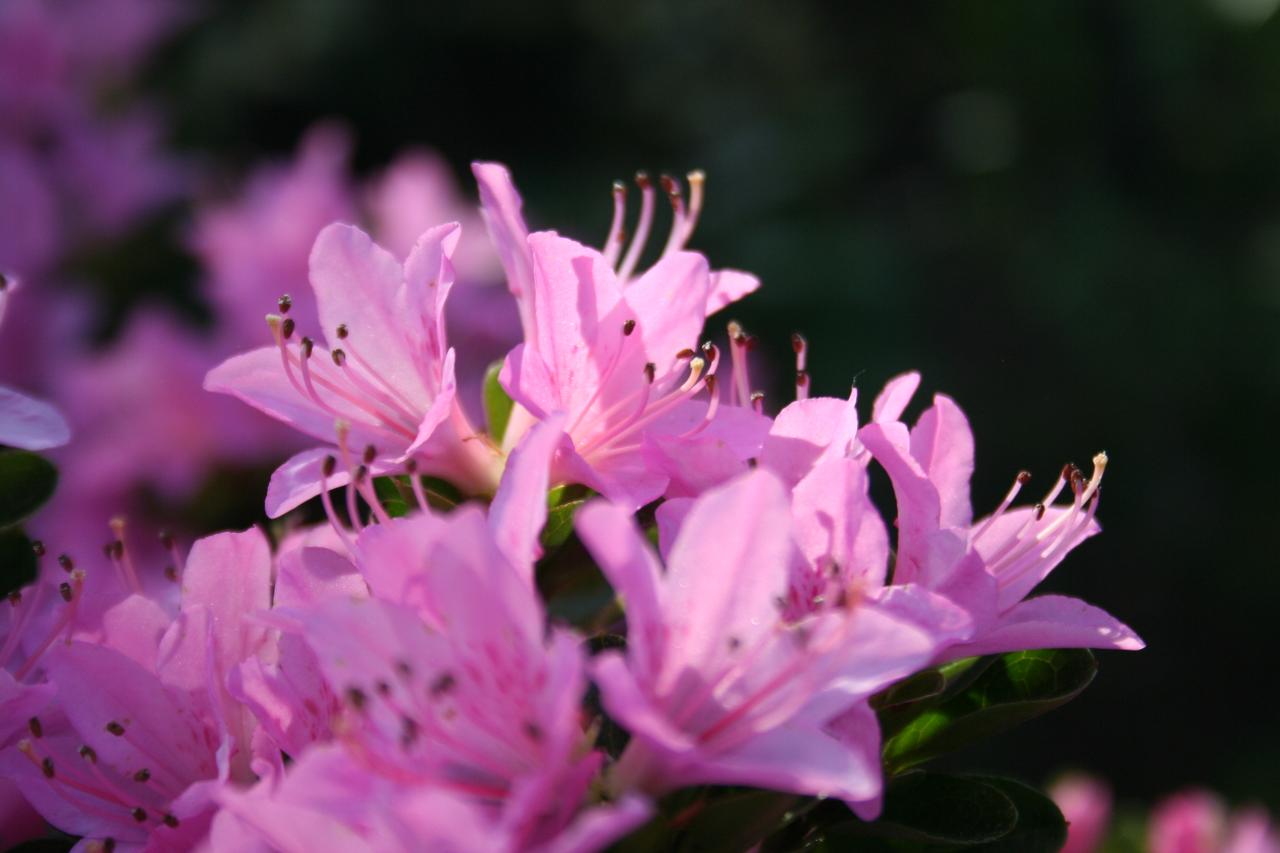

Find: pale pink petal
<box><xmin>871</xmin><ymin>371</ymin><xmax>920</xmax><ymax>424</ymax></box>
<box><xmin>589</xmin><ymin>652</ymin><xmax>695</xmax><ymax>753</ymax></box>
<box><xmin>265</xmin><ymin>447</ymin><xmax>400</xmax><ymax>519</ymax></box>
<box><xmin>310</xmin><ymin>223</ymin><xmax>431</xmax><ymax>409</ymax></box>
<box><xmin>951</xmin><ymin>594</ymin><xmax>1144</xmax><ymax>658</ymax></box>
<box><xmin>706</xmin><ymin>269</ymin><xmax>760</xmax><ymax>315</ymax></box>
<box><xmin>274</xmin><ymin>547</ymin><xmax>365</xmax><ymax>608</ymax></box>
<box><xmin>909</xmin><ymin>393</ymin><xmax>975</xmax><ymax>529</ymax></box>
<box><xmin>489</xmin><ymin>414</ymin><xmax>568</xmax><ymax>579</ymax></box>
<box><xmin>543</xmin><ymin>794</ymin><xmax>653</xmax><ymax>853</ymax></box>
<box><xmin>760</xmin><ymin>395</ymin><xmax>856</xmax><ymax>486</ymax></box>
<box><xmin>975</xmin><ymin>506</ymin><xmax>1102</xmax><ymax>611</ymax></box>
<box><xmin>624</xmin><ymin>250</ymin><xmax>710</xmax><ymax>382</ymax></box>
<box><xmin>399</xmin><ymin>221</ymin><xmax>461</xmax><ymax>364</ymax></box>
<box><xmin>98</xmin><ymin>593</ymin><xmax>172</xmax><ymax>668</ymax></box>
<box><xmin>1051</xmin><ymin>774</ymin><xmax>1112</xmax><ymax>853</ymax></box>
<box><xmin>871</xmin><ymin>583</ymin><xmax>975</xmax><ymax>650</ymax></box>
<box><xmin>653</xmin><ymin>497</ymin><xmax>694</xmax><ymax>561</ymax></box>
<box><xmin>858</xmin><ymin>422</ymin><xmax>945</xmax><ymax>586</ymax></box>
<box><xmin>181</xmin><ymin>528</ymin><xmax>273</xmax><ymax>678</ymax></box>
<box><xmin>399</xmin><ymin>347</ymin><xmax>458</xmax><ymax>459</ymax></box>
<box><xmin>824</xmin><ymin>702</ymin><xmax>886</xmax><ymax>817</ymax></box>
<box><xmin>792</xmin><ymin>457</ymin><xmax>890</xmax><ymax>587</ymax></box>
<box><xmin>473</xmin><ymin>162</ymin><xmax>535</xmax><ymax>335</ymax></box>
<box><xmin>499</xmin><ymin>342</ymin><xmax>561</xmax><ymax>420</ymax></box>
<box><xmin>0</xmin><ymin>384</ymin><xmax>70</xmax><ymax>449</ymax></box>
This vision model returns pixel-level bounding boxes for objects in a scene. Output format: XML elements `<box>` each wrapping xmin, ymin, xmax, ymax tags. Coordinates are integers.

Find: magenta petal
<box><xmin>0</xmin><ymin>670</ymin><xmax>54</xmax><ymax>744</ymax></box>
<box><xmin>871</xmin><ymin>371</ymin><xmax>920</xmax><ymax>424</ymax></box>
<box><xmin>824</xmin><ymin>702</ymin><xmax>886</xmax><ymax>817</ymax></box>
<box><xmin>181</xmin><ymin>528</ymin><xmax>273</xmax><ymax>677</ymax></box>
<box><xmin>952</xmin><ymin>594</ymin><xmax>1145</xmax><ymax>657</ymax></box>
<box><xmin>0</xmin><ymin>384</ymin><xmax>71</xmax><ymax>450</ymax></box>
<box><xmin>909</xmin><ymin>394</ymin><xmax>975</xmax><ymax>529</ymax></box>
<box><xmin>489</xmin><ymin>414</ymin><xmax>568</xmax><ymax>580</ymax></box>
<box><xmin>706</xmin><ymin>269</ymin><xmax>761</xmax><ymax>315</ymax></box>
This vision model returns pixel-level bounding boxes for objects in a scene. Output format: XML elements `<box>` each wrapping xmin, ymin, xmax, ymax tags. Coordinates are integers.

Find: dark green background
<box><xmin>82</xmin><ymin>0</ymin><xmax>1280</xmax><ymax>810</ymax></box>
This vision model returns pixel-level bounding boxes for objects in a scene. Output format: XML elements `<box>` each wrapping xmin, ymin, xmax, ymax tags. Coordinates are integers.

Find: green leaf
<box><xmin>881</xmin><ymin>649</ymin><xmax>1098</xmax><ymax>774</ymax></box>
<box><xmin>482</xmin><ymin>360</ymin><xmax>514</xmax><ymax>444</ymax></box>
<box><xmin>0</xmin><ymin>450</ymin><xmax>58</xmax><ymax>529</ymax></box>
<box><xmin>826</xmin><ymin>772</ymin><xmax>1018</xmax><ymax>847</ymax></box>
<box><xmin>542</xmin><ymin>498</ymin><xmax>586</xmax><ymax>551</ymax></box>
<box><xmin>611</xmin><ymin>789</ymin><xmax>800</xmax><ymax>853</ymax></box>
<box><xmin>0</xmin><ymin>527</ymin><xmax>38</xmax><ymax>596</ymax></box>
<box><xmin>373</xmin><ymin>476</ymin><xmax>410</xmax><ymax>518</ymax></box>
<box><xmin>966</xmin><ymin>777</ymin><xmax>1067</xmax><ymax>853</ymax></box>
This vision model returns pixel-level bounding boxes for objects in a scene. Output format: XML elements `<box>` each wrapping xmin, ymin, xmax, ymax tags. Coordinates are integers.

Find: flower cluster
<box><xmin>1</xmin><ymin>158</ymin><xmax>1143</xmax><ymax>852</ymax></box>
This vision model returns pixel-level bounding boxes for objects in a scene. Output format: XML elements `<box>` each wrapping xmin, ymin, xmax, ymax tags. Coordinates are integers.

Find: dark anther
<box><xmin>57</xmin><ymin>554</ymin><xmax>74</xmax><ymax>572</ymax></box>
<box><xmin>301</xmin><ymin>337</ymin><xmax>314</xmax><ymax>358</ymax></box>
<box><xmin>131</xmin><ymin>807</ymin><xmax>147</xmax><ymax>823</ymax></box>
<box><xmin>363</xmin><ymin>445</ymin><xmax>376</xmax><ymax>465</ymax></box>
<box><xmin>750</xmin><ymin>391</ymin><xmax>765</xmax><ymax>403</ymax></box>
<box><xmin>355</xmin><ymin>465</ymin><xmax>368</xmax><ymax>484</ymax></box>
<box><xmin>395</xmin><ymin>659</ymin><xmax>413</xmax><ymax>679</ymax></box>
<box><xmin>1034</xmin><ymin>503</ymin><xmax>1046</xmax><ymax>520</ymax></box>
<box><xmin>429</xmin><ymin>672</ymin><xmax>456</xmax><ymax>698</ymax></box>
<box><xmin>676</xmin><ymin>348</ymin><xmax>695</xmax><ymax>359</ymax></box>
<box><xmin>28</xmin><ymin>717</ymin><xmax>42</xmax><ymax>738</ymax></box>
<box><xmin>79</xmin><ymin>745</ymin><xmax>98</xmax><ymax>763</ymax></box>
<box><xmin>8</xmin><ymin>591</ymin><xmax>21</xmax><ymax>606</ymax></box>
<box><xmin>281</xmin><ymin>317</ymin><xmax>295</xmax><ymax>339</ymax></box>
<box><xmin>747</xmin><ymin>457</ymin><xmax>759</xmax><ymax>469</ymax></box>
<box><xmin>744</xmin><ymin>334</ymin><xmax>760</xmax><ymax>351</ymax></box>
<box><xmin>322</xmin><ymin>455</ymin><xmax>337</xmax><ymax>477</ymax></box>
<box><xmin>162</xmin><ymin>814</ymin><xmax>180</xmax><ymax>828</ymax></box>
<box><xmin>727</xmin><ymin>636</ymin><xmax>741</xmax><ymax>651</ymax></box>
<box><xmin>644</xmin><ymin>362</ymin><xmax>656</xmax><ymax>383</ymax></box>
<box><xmin>375</xmin><ymin>679</ymin><xmax>391</xmax><ymax>696</ymax></box>
<box><xmin>277</xmin><ymin>294</ymin><xmax>293</xmax><ymax>314</ymax></box>
<box><xmin>796</xmin><ymin>371</ymin><xmax>809</xmax><ymax>388</ymax></box>
<box><xmin>1017</xmin><ymin>470</ymin><xmax>1032</xmax><ymax>484</ymax></box>
<box><xmin>105</xmin><ymin>721</ymin><xmax>126</xmax><ymax>736</ymax></box>
<box><xmin>404</xmin><ymin>459</ymin><xmax>418</xmax><ymax>475</ymax></box>
<box><xmin>31</xmin><ymin>540</ymin><xmax>45</xmax><ymax>557</ymax></box>
<box><xmin>704</xmin><ymin>375</ymin><xmax>718</xmax><ymax>395</ymax></box>
<box><xmin>345</xmin><ymin>687</ymin><xmax>368</xmax><ymax>710</ymax></box>
<box><xmin>164</xmin><ymin>566</ymin><xmax>179</xmax><ymax>582</ymax></box>
<box><xmin>133</xmin><ymin>768</ymin><xmax>151</xmax><ymax>782</ymax></box>
<box><xmin>523</xmin><ymin>721</ymin><xmax>544</xmax><ymax>742</ymax></box>
<box><xmin>791</xmin><ymin>332</ymin><xmax>806</xmax><ymax>353</ymax></box>
<box><xmin>331</xmin><ymin>348</ymin><xmax>346</xmax><ymax>366</ymax></box>
<box><xmin>336</xmin><ymin>323</ymin><xmax>349</xmax><ymax>339</ymax></box>
<box><xmin>0</xmin><ymin>272</ymin><xmax>7</xmax><ymax>289</ymax></box>
<box><xmin>41</xmin><ymin>757</ymin><xmax>55</xmax><ymax>778</ymax></box>
<box><xmin>635</xmin><ymin>171</ymin><xmax>651</xmax><ymax>189</ymax></box>
<box><xmin>1059</xmin><ymin>463</ymin><xmax>1074</xmax><ymax>481</ymax></box>
<box><xmin>623</xmin><ymin>319</ymin><xmax>636</xmax><ymax>336</ymax></box>
<box><xmin>104</xmin><ymin>839</ymin><xmax>117</xmax><ymax>853</ymax></box>
<box><xmin>59</xmin><ymin>582</ymin><xmax>72</xmax><ymax>602</ymax></box>
<box><xmin>400</xmin><ymin>716</ymin><xmax>419</xmax><ymax>748</ymax></box>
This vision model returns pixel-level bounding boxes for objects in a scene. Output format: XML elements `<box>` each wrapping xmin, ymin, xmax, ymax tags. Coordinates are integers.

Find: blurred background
<box><xmin>3</xmin><ymin>0</ymin><xmax>1278</xmax><ymax>823</ymax></box>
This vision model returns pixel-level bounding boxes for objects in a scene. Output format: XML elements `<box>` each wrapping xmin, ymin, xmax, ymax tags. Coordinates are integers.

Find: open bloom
<box><xmin>206</xmin><ymin>222</ymin><xmax>502</xmax><ymax>517</ymax></box>
<box><xmin>577</xmin><ymin>468</ymin><xmax>935</xmax><ymax>816</ymax></box>
<box><xmin>857</xmin><ymin>372</ymin><xmax>1143</xmax><ymax>661</ymax></box>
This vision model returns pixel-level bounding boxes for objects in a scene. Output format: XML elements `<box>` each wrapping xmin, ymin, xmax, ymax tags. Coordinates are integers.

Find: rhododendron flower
<box><xmin>0</xmin><ymin>275</ymin><xmax>69</xmax><ymax>450</ymax></box>
<box><xmin>206</xmin><ymin>222</ymin><xmax>503</xmax><ymax>517</ymax></box>
<box><xmin>859</xmin><ymin>372</ymin><xmax>1144</xmax><ymax>661</ymax></box>
<box><xmin>1051</xmin><ymin>774</ymin><xmax>1113</xmax><ymax>853</ymax></box>
<box><xmin>1149</xmin><ymin>789</ymin><xmax>1280</xmax><ymax>853</ymax></box>
<box><xmin>0</xmin><ymin>528</ymin><xmax>273</xmax><ymax>850</ymax></box>
<box><xmin>577</xmin><ymin>469</ymin><xmax>936</xmax><ymax>815</ymax></box>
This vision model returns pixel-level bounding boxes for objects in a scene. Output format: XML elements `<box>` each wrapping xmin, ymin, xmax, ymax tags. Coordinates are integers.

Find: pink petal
<box><xmin>310</xmin><ymin>223</ymin><xmax>431</xmax><ymax>410</ymax></box>
<box><xmin>871</xmin><ymin>371</ymin><xmax>920</xmax><ymax>424</ymax></box>
<box><xmin>858</xmin><ymin>421</ymin><xmax>946</xmax><ymax>586</ymax></box>
<box><xmin>760</xmin><ymin>395</ymin><xmax>857</xmax><ymax>486</ymax></box>
<box><xmin>542</xmin><ymin>794</ymin><xmax>653</xmax><ymax>853</ymax></box>
<box><xmin>472</xmin><ymin>162</ymin><xmax>535</xmax><ymax>334</ymax></box>
<box><xmin>274</xmin><ymin>547</ymin><xmax>365</xmax><ymax>609</ymax></box>
<box><xmin>98</xmin><ymin>593</ymin><xmax>173</xmax><ymax>668</ymax></box>
<box><xmin>624</xmin><ymin>250</ymin><xmax>710</xmax><ymax>383</ymax></box>
<box><xmin>265</xmin><ymin>447</ymin><xmax>400</xmax><ymax>518</ymax></box>
<box><xmin>499</xmin><ymin>342</ymin><xmax>561</xmax><ymax>420</ymax></box>
<box><xmin>952</xmin><ymin>594</ymin><xmax>1145</xmax><ymax>657</ymax></box>
<box><xmin>181</xmin><ymin>528</ymin><xmax>273</xmax><ymax>679</ymax></box>
<box><xmin>400</xmin><ymin>221</ymin><xmax>461</xmax><ymax>364</ymax></box>
<box><xmin>0</xmin><ymin>384</ymin><xmax>70</xmax><ymax>450</ymax></box>
<box><xmin>706</xmin><ymin>269</ymin><xmax>761</xmax><ymax>315</ymax></box>
<box><xmin>589</xmin><ymin>652</ymin><xmax>695</xmax><ymax>754</ymax></box>
<box><xmin>399</xmin><ymin>347</ymin><xmax>458</xmax><ymax>459</ymax></box>
<box><xmin>489</xmin><ymin>414</ymin><xmax>568</xmax><ymax>580</ymax></box>
<box><xmin>909</xmin><ymin>394</ymin><xmax>974</xmax><ymax>529</ymax></box>
<box><xmin>792</xmin><ymin>457</ymin><xmax>890</xmax><ymax>587</ymax></box>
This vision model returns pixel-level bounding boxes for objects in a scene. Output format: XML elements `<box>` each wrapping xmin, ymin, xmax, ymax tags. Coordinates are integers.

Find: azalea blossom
<box><xmin>577</xmin><ymin>468</ymin><xmax>936</xmax><ymax>816</ymax></box>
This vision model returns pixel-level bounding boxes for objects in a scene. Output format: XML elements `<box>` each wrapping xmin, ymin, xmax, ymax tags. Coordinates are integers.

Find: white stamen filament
<box><xmin>602</xmin><ymin>181</ymin><xmax>628</xmax><ymax>267</ymax></box>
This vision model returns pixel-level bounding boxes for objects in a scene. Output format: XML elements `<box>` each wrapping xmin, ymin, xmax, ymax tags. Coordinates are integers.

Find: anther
<box><xmin>796</xmin><ymin>371</ymin><xmax>809</xmax><ymax>389</ymax></box>
<box><xmin>57</xmin><ymin>554</ymin><xmax>74</xmax><ymax>573</ymax></box>
<box><xmin>31</xmin><ymin>540</ymin><xmax>45</xmax><ymax>557</ymax></box>
<box><xmin>331</xmin><ymin>348</ymin><xmax>346</xmax><ymax>367</ymax></box>
<box><xmin>676</xmin><ymin>348</ymin><xmax>696</xmax><ymax>359</ymax></box>
<box><xmin>635</xmin><ymin>171</ymin><xmax>651</xmax><ymax>189</ymax></box>
<box><xmin>322</xmin><ymin>455</ymin><xmax>337</xmax><ymax>477</ymax></box>
<box><xmin>277</xmin><ymin>294</ymin><xmax>293</xmax><ymax>314</ymax></box>
<box><xmin>659</xmin><ymin>174</ymin><xmax>678</xmax><ymax>196</ymax></box>
<box><xmin>131</xmin><ymin>807</ymin><xmax>147</xmax><ymax>823</ymax></box>
<box><xmin>405</xmin><ymin>459</ymin><xmax>418</xmax><ymax>475</ymax></box>
<box><xmin>704</xmin><ymin>374</ymin><xmax>718</xmax><ymax>395</ymax></box>
<box><xmin>791</xmin><ymin>333</ymin><xmax>806</xmax><ymax>354</ymax></box>
<box><xmin>400</xmin><ymin>716</ymin><xmax>419</xmax><ymax>748</ymax></box>
<box><xmin>345</xmin><ymin>687</ymin><xmax>367</xmax><ymax>710</ymax></box>
<box><xmin>336</xmin><ymin>324</ymin><xmax>349</xmax><ymax>339</ymax></box>
<box><xmin>133</xmin><ymin>768</ymin><xmax>151</xmax><ymax>782</ymax></box>
<box><xmin>355</xmin><ymin>465</ymin><xmax>368</xmax><ymax>484</ymax></box>
<box><xmin>1034</xmin><ymin>503</ymin><xmax>1046</xmax><ymax>520</ymax></box>
<box><xmin>1017</xmin><ymin>470</ymin><xmax>1032</xmax><ymax>484</ymax></box>
<box><xmin>375</xmin><ymin>679</ymin><xmax>391</xmax><ymax>696</ymax></box>
<box><xmin>362</xmin><ymin>444</ymin><xmax>376</xmax><ymax>465</ymax></box>
<box><xmin>281</xmin><ymin>317</ymin><xmax>295</xmax><ymax>339</ymax></box>
<box><xmin>158</xmin><ymin>530</ymin><xmax>174</xmax><ymax>550</ymax></box>
<box><xmin>644</xmin><ymin>363</ymin><xmax>656</xmax><ymax>383</ymax></box>
<box><xmin>623</xmin><ymin>319</ymin><xmax>636</xmax><ymax>336</ymax></box>
<box><xmin>28</xmin><ymin>717</ymin><xmax>42</xmax><ymax>738</ymax></box>
<box><xmin>79</xmin><ymin>745</ymin><xmax>97</xmax><ymax>763</ymax></box>
<box><xmin>301</xmin><ymin>337</ymin><xmax>314</xmax><ymax>358</ymax></box>
<box><xmin>395</xmin><ymin>659</ymin><xmax>413</xmax><ymax>679</ymax></box>
<box><xmin>162</xmin><ymin>814</ymin><xmax>180</xmax><ymax>828</ymax></box>
<box><xmin>59</xmin><ymin>582</ymin><xmax>72</xmax><ymax>602</ymax></box>
<box><xmin>523</xmin><ymin>721</ymin><xmax>544</xmax><ymax>742</ymax></box>
<box><xmin>105</xmin><ymin>721</ymin><xmax>126</xmax><ymax>736</ymax></box>
<box><xmin>164</xmin><ymin>566</ymin><xmax>179</xmax><ymax>582</ymax></box>
<box><xmin>429</xmin><ymin>672</ymin><xmax>456</xmax><ymax>698</ymax></box>
<box><xmin>41</xmin><ymin>756</ymin><xmax>54</xmax><ymax>778</ymax></box>
<box><xmin>104</xmin><ymin>840</ymin><xmax>117</xmax><ymax>853</ymax></box>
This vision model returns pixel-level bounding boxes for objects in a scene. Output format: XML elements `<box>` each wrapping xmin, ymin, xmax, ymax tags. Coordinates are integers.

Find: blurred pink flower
<box><xmin>1050</xmin><ymin>773</ymin><xmax>1113</xmax><ymax>853</ymax></box>
<box><xmin>1150</xmin><ymin>790</ymin><xmax>1280</xmax><ymax>853</ymax></box>
<box><xmin>0</xmin><ymin>276</ymin><xmax>69</xmax><ymax>450</ymax></box>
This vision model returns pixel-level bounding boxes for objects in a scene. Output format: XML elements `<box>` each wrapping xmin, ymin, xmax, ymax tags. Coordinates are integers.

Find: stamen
<box><xmin>682</xmin><ymin>170</ymin><xmax>706</xmax><ymax>245</ymax></box>
<box><xmin>108</xmin><ymin>518</ymin><xmax>142</xmax><ymax>594</ymax></box>
<box><xmin>617</xmin><ymin>172</ymin><xmax>655</xmax><ymax>283</ymax></box>
<box><xmin>405</xmin><ymin>459</ymin><xmax>430</xmax><ymax>515</ymax></box>
<box><xmin>971</xmin><ymin>470</ymin><xmax>1033</xmax><ymax>543</ymax></box>
<box><xmin>277</xmin><ymin>294</ymin><xmax>292</xmax><ymax>314</ymax></box>
<box><xmin>14</xmin><ymin>570</ymin><xmax>85</xmax><ymax>681</ymax></box>
<box><xmin>728</xmin><ymin>321</ymin><xmax>753</xmax><ymax>406</ymax></box>
<box><xmin>335</xmin><ymin>422</ymin><xmax>365</xmax><ymax>534</ymax></box>
<box><xmin>602</xmin><ymin>180</ymin><xmax>628</xmax><ymax>267</ymax></box>
<box><xmin>659</xmin><ymin>174</ymin><xmax>687</xmax><ymax>258</ymax></box>
<box><xmin>318</xmin><ymin>455</ymin><xmax>356</xmax><ymax>552</ymax></box>
<box><xmin>751</xmin><ymin>391</ymin><xmax>765</xmax><ymax>414</ymax></box>
<box><xmin>159</xmin><ymin>530</ymin><xmax>184</xmax><ymax>580</ymax></box>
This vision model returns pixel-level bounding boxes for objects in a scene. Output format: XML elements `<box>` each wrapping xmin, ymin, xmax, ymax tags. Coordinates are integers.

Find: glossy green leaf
<box><xmin>612</xmin><ymin>788</ymin><xmax>799</xmax><ymax>853</ymax></box>
<box><xmin>0</xmin><ymin>527</ymin><xmax>38</xmax><ymax>596</ymax></box>
<box><xmin>482</xmin><ymin>360</ymin><xmax>514</xmax><ymax>444</ymax></box>
<box><xmin>825</xmin><ymin>772</ymin><xmax>1018</xmax><ymax>846</ymax></box>
<box><xmin>881</xmin><ymin>649</ymin><xmax>1098</xmax><ymax>774</ymax></box>
<box><xmin>373</xmin><ymin>476</ymin><xmax>410</xmax><ymax>518</ymax></box>
<box><xmin>0</xmin><ymin>450</ymin><xmax>58</xmax><ymax>529</ymax></box>
<box><xmin>966</xmin><ymin>776</ymin><xmax>1067</xmax><ymax>853</ymax></box>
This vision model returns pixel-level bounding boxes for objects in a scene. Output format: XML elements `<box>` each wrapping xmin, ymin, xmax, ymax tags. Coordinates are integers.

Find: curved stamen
<box><xmin>565</xmin><ymin>319</ymin><xmax>637</xmax><ymax>436</ymax></box>
<box><xmin>318</xmin><ymin>455</ymin><xmax>356</xmax><ymax>552</ymax></box>
<box><xmin>108</xmin><ymin>518</ymin><xmax>142</xmax><ymax>594</ymax></box>
<box><xmin>617</xmin><ymin>172</ymin><xmax>655</xmax><ymax>284</ymax></box>
<box><xmin>602</xmin><ymin>181</ymin><xmax>628</xmax><ymax>268</ymax></box>
<box><xmin>335</xmin><ymin>423</ymin><xmax>365</xmax><ymax>535</ymax></box>
<box><xmin>970</xmin><ymin>470</ymin><xmax>1032</xmax><ymax>544</ymax></box>
<box><xmin>14</xmin><ymin>570</ymin><xmax>85</xmax><ymax>681</ymax></box>
<box><xmin>659</xmin><ymin>174</ymin><xmax>687</xmax><ymax>259</ymax></box>
<box><xmin>727</xmin><ymin>322</ymin><xmax>753</xmax><ymax>406</ymax></box>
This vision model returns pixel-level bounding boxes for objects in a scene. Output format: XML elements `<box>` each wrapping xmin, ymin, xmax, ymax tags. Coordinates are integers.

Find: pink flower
<box><xmin>858</xmin><ymin>372</ymin><xmax>1144</xmax><ymax>661</ymax></box>
<box><xmin>206</xmin><ymin>222</ymin><xmax>503</xmax><ymax>517</ymax></box>
<box><xmin>576</xmin><ymin>469</ymin><xmax>935</xmax><ymax>815</ymax></box>
<box><xmin>0</xmin><ymin>528</ymin><xmax>274</xmax><ymax>850</ymax></box>
<box><xmin>1050</xmin><ymin>773</ymin><xmax>1113</xmax><ymax>853</ymax></box>
<box><xmin>1149</xmin><ymin>790</ymin><xmax>1280</xmax><ymax>853</ymax></box>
